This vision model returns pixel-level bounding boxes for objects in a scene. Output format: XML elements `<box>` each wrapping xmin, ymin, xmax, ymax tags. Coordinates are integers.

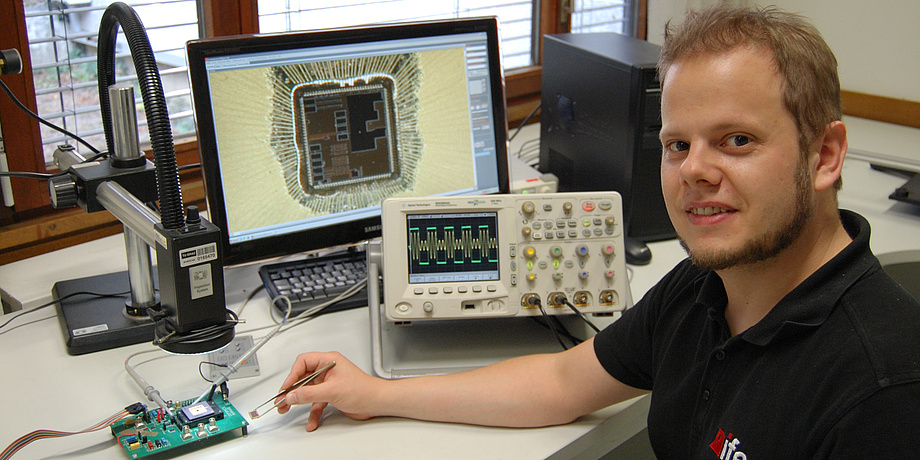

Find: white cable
<box><xmin>124</xmin><ymin>349</ymin><xmax>174</xmax><ymax>416</ymax></box>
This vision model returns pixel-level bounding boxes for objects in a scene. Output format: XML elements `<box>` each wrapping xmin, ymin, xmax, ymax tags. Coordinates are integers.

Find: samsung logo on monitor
<box><xmin>364</xmin><ymin>224</ymin><xmax>382</xmax><ymax>233</ymax></box>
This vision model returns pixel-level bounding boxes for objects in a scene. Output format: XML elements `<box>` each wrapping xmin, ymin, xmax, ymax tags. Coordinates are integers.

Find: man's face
<box><xmin>658</xmin><ymin>46</ymin><xmax>814</xmax><ymax>270</ymax></box>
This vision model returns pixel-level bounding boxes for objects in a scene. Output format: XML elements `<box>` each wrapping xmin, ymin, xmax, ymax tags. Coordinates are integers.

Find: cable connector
<box><xmin>124</xmin><ymin>402</ymin><xmax>147</xmax><ymax>415</ymax></box>
<box><xmin>550</xmin><ymin>292</ymin><xmax>567</xmax><ymax>306</ymax></box>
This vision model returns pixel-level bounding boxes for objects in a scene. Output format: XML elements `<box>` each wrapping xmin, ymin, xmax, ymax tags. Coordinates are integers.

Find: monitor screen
<box><xmin>187</xmin><ymin>18</ymin><xmax>509</xmax><ymax>265</ymax></box>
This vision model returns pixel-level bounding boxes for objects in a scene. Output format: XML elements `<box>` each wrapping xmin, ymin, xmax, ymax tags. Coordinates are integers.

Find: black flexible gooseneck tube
<box><xmin>96</xmin><ymin>2</ymin><xmax>184</xmax><ymax>230</ymax></box>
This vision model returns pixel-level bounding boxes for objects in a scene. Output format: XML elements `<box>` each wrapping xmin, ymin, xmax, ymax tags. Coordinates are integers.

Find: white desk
<box><xmin>2</xmin><ymin>118</ymin><xmax>919</xmax><ymax>459</ymax></box>
<box><xmin>0</xmin><ymin>241</ymin><xmax>657</xmax><ymax>459</ymax></box>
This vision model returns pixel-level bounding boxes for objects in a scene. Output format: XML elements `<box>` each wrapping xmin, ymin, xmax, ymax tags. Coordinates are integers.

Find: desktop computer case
<box><xmin>539</xmin><ymin>33</ymin><xmax>675</xmax><ymax>242</ymax></box>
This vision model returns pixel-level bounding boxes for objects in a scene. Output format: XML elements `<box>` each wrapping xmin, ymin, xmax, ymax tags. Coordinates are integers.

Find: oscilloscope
<box><xmin>380</xmin><ymin>192</ymin><xmax>631</xmax><ymax>321</ymax></box>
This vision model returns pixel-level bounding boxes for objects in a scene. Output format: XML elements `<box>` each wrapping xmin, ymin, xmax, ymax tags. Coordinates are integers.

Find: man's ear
<box><xmin>812</xmin><ymin>120</ymin><xmax>847</xmax><ymax>192</ymax></box>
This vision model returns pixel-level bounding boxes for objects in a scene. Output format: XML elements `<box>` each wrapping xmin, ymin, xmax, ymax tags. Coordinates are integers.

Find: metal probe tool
<box><xmin>248</xmin><ymin>361</ymin><xmax>336</xmax><ymax>419</ymax></box>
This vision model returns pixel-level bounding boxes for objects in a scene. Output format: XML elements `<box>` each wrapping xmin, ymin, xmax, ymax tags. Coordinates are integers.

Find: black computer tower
<box><xmin>539</xmin><ymin>33</ymin><xmax>675</xmax><ymax>245</ymax></box>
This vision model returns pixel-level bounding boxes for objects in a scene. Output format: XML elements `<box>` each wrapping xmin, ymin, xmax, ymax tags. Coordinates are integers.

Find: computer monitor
<box><xmin>186</xmin><ymin>18</ymin><xmax>510</xmax><ymax>266</ymax></box>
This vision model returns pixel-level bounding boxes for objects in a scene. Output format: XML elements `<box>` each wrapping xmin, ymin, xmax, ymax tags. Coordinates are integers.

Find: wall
<box><xmin>648</xmin><ymin>0</ymin><xmax>920</xmax><ymax>101</ymax></box>
<box><xmin>646</xmin><ymin>0</ymin><xmax>920</xmax><ymax>165</ymax></box>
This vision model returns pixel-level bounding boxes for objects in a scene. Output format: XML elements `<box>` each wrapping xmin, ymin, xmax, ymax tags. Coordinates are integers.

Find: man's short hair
<box><xmin>659</xmin><ymin>5</ymin><xmax>842</xmax><ymax>160</ymax></box>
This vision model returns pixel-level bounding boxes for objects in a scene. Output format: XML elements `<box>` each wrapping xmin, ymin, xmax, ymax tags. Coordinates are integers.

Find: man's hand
<box><xmin>275</xmin><ymin>351</ymin><xmax>382</xmax><ymax>431</ymax></box>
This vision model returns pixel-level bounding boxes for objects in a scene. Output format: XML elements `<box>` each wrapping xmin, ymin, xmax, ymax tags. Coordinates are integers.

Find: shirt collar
<box><xmin>694</xmin><ymin>210</ymin><xmax>879</xmax><ymax>346</ymax></box>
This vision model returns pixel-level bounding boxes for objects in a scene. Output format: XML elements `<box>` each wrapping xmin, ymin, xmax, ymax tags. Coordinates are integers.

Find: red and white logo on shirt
<box><xmin>710</xmin><ymin>428</ymin><xmax>747</xmax><ymax>460</ymax></box>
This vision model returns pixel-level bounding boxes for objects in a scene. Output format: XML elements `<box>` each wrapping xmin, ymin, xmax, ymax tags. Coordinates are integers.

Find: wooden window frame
<box><xmin>3</xmin><ymin>0</ymin><xmax>913</xmax><ymax>264</ymax></box>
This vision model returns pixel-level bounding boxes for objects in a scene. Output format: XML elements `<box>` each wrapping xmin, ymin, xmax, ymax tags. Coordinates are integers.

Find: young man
<box><xmin>276</xmin><ymin>6</ymin><xmax>920</xmax><ymax>457</ymax></box>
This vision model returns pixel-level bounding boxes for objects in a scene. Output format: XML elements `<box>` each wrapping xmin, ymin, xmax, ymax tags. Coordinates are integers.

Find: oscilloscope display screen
<box><xmin>406</xmin><ymin>212</ymin><xmax>500</xmax><ymax>283</ymax></box>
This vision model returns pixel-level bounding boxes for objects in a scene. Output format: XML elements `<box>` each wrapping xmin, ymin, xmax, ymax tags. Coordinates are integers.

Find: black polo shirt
<box><xmin>594</xmin><ymin>210</ymin><xmax>920</xmax><ymax>459</ymax></box>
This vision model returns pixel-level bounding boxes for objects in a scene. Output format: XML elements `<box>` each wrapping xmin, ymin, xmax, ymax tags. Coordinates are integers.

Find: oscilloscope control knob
<box><xmin>562</xmin><ymin>202</ymin><xmax>573</xmax><ymax>214</ymax></box>
<box><xmin>522</xmin><ymin>227</ymin><xmax>532</xmax><ymax>237</ymax></box>
<box><xmin>601</xmin><ymin>244</ymin><xmax>615</xmax><ymax>256</ymax></box>
<box><xmin>549</xmin><ymin>245</ymin><xmax>563</xmax><ymax>258</ymax></box>
<box><xmin>575</xmin><ymin>244</ymin><xmax>589</xmax><ymax>257</ymax></box>
<box><xmin>522</xmin><ymin>201</ymin><xmax>535</xmax><ymax>214</ymax></box>
<box><xmin>523</xmin><ymin>246</ymin><xmax>537</xmax><ymax>259</ymax></box>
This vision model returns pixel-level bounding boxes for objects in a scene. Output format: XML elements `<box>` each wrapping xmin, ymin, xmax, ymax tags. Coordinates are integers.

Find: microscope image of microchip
<box><xmin>268</xmin><ymin>53</ymin><xmax>423</xmax><ymax>213</ymax></box>
<box><xmin>292</xmin><ymin>76</ymin><xmax>399</xmax><ymax>190</ymax></box>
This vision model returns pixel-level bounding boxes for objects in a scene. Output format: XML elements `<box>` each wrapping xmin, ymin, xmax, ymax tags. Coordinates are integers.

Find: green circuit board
<box><xmin>110</xmin><ymin>392</ymin><xmax>248</xmax><ymax>458</ymax></box>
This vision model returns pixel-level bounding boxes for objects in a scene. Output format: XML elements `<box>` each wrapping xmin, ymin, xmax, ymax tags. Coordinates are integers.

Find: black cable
<box><xmin>548</xmin><ymin>315</ymin><xmax>583</xmax><ymax>346</ymax></box>
<box><xmin>0</xmin><ymin>170</ymin><xmax>68</xmax><ymax>179</ymax></box>
<box><xmin>563</xmin><ymin>299</ymin><xmax>601</xmax><ymax>333</ymax></box>
<box><xmin>198</xmin><ymin>362</ymin><xmax>228</xmax><ymax>383</ymax></box>
<box><xmin>178</xmin><ymin>162</ymin><xmax>200</xmax><ymax>173</ymax></box>
<box><xmin>0</xmin><ymin>78</ymin><xmax>102</xmax><ymax>155</ymax></box>
<box><xmin>508</xmin><ymin>102</ymin><xmax>541</xmax><ymax>142</ymax></box>
<box><xmin>0</xmin><ymin>289</ymin><xmax>129</xmax><ymax>333</ymax></box>
<box><xmin>150</xmin><ymin>309</ymin><xmax>239</xmax><ymax>347</ymax></box>
<box><xmin>206</xmin><ymin>383</ymin><xmax>218</xmax><ymax>402</ymax></box>
<box><xmin>529</xmin><ymin>296</ymin><xmax>567</xmax><ymax>350</ymax></box>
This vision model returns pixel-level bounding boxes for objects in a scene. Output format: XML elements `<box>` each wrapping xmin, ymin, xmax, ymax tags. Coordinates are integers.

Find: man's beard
<box><xmin>681</xmin><ymin>157</ymin><xmax>814</xmax><ymax>271</ymax></box>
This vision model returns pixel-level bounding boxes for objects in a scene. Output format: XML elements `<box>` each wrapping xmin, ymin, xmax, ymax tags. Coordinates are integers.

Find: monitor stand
<box><xmin>53</xmin><ymin>270</ymin><xmax>157</xmax><ymax>355</ymax></box>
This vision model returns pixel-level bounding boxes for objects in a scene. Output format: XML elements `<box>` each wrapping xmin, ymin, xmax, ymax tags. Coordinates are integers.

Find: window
<box><xmin>258</xmin><ymin>0</ymin><xmax>635</xmax><ymax>69</ymax></box>
<box><xmin>22</xmin><ymin>0</ymin><xmax>199</xmax><ymax>165</ymax></box>
<box><xmin>0</xmin><ymin>0</ymin><xmax>643</xmax><ymax>253</ymax></box>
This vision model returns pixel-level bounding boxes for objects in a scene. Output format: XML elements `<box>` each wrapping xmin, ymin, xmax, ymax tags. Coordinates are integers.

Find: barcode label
<box><xmin>180</xmin><ymin>242</ymin><xmax>218</xmax><ymax>268</ymax></box>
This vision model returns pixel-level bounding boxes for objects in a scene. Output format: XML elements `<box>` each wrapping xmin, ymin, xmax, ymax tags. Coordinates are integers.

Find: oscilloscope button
<box><xmin>582</xmin><ymin>201</ymin><xmax>596</xmax><ymax>212</ymax></box>
<box><xmin>414</xmin><ymin>288</ymin><xmax>424</xmax><ymax>295</ymax></box>
<box><xmin>473</xmin><ymin>286</ymin><xmax>483</xmax><ymax>293</ymax></box>
<box><xmin>458</xmin><ymin>286</ymin><xmax>468</xmax><ymax>293</ymax></box>
<box><xmin>532</xmin><ymin>221</ymin><xmax>542</xmax><ymax>229</ymax></box>
<box><xmin>599</xmin><ymin>200</ymin><xmax>613</xmax><ymax>211</ymax></box>
<box><xmin>487</xmin><ymin>285</ymin><xmax>497</xmax><ymax>292</ymax></box>
<box><xmin>443</xmin><ymin>287</ymin><xmax>453</xmax><ymax>294</ymax></box>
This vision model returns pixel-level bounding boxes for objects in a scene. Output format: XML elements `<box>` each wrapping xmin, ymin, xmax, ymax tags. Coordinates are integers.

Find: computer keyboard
<box><xmin>258</xmin><ymin>249</ymin><xmax>368</xmax><ymax>317</ymax></box>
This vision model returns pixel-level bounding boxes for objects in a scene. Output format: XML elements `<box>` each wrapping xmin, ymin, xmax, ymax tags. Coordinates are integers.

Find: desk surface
<box><xmin>2</xmin><ymin>119</ymin><xmax>920</xmax><ymax>459</ymax></box>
